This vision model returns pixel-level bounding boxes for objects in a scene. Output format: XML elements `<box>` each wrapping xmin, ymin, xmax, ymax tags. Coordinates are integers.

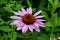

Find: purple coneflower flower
<box><xmin>10</xmin><ymin>7</ymin><xmax>46</xmax><ymax>33</ymax></box>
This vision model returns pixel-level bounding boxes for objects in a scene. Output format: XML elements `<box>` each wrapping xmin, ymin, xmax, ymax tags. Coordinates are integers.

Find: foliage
<box><xmin>0</xmin><ymin>0</ymin><xmax>60</xmax><ymax>40</ymax></box>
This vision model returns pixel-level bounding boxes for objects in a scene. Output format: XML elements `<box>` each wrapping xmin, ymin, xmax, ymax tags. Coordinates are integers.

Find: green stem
<box><xmin>27</xmin><ymin>0</ymin><xmax>32</xmax><ymax>7</ymax></box>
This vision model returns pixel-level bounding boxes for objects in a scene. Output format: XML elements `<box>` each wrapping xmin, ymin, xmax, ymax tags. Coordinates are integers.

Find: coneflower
<box><xmin>10</xmin><ymin>7</ymin><xmax>46</xmax><ymax>33</ymax></box>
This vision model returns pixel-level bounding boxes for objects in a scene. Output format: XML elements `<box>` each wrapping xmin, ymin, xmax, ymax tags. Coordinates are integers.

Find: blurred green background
<box><xmin>0</xmin><ymin>0</ymin><xmax>60</xmax><ymax>40</ymax></box>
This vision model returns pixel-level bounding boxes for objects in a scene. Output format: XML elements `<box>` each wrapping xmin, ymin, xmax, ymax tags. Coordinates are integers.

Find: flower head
<box><xmin>10</xmin><ymin>7</ymin><xmax>46</xmax><ymax>33</ymax></box>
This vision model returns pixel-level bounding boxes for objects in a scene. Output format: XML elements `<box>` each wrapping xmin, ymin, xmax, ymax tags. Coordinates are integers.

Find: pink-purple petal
<box><xmin>33</xmin><ymin>23</ymin><xmax>39</xmax><ymax>28</ymax></box>
<box><xmin>17</xmin><ymin>27</ymin><xmax>22</xmax><ymax>30</ymax></box>
<box><xmin>10</xmin><ymin>16</ymin><xmax>22</xmax><ymax>19</ymax></box>
<box><xmin>36</xmin><ymin>21</ymin><xmax>44</xmax><ymax>24</ymax></box>
<box><xmin>35</xmin><ymin>28</ymin><xmax>40</xmax><ymax>32</ymax></box>
<box><xmin>22</xmin><ymin>25</ymin><xmax>28</xmax><ymax>33</ymax></box>
<box><xmin>10</xmin><ymin>20</ymin><xmax>21</xmax><ymax>25</ymax></box>
<box><xmin>29</xmin><ymin>25</ymin><xmax>33</xmax><ymax>32</ymax></box>
<box><xmin>36</xmin><ymin>19</ymin><xmax>46</xmax><ymax>21</ymax></box>
<box><xmin>17</xmin><ymin>22</ymin><xmax>25</xmax><ymax>27</ymax></box>
<box><xmin>21</xmin><ymin>8</ymin><xmax>27</xmax><ymax>14</ymax></box>
<box><xmin>28</xmin><ymin>7</ymin><xmax>32</xmax><ymax>14</ymax></box>
<box><xmin>36</xmin><ymin>16</ymin><xmax>44</xmax><ymax>18</ymax></box>
<box><xmin>36</xmin><ymin>21</ymin><xmax>45</xmax><ymax>27</ymax></box>
<box><xmin>38</xmin><ymin>24</ymin><xmax>45</xmax><ymax>27</ymax></box>
<box><xmin>13</xmin><ymin>11</ymin><xmax>23</xmax><ymax>16</ymax></box>
<box><xmin>34</xmin><ymin>11</ymin><xmax>42</xmax><ymax>16</ymax></box>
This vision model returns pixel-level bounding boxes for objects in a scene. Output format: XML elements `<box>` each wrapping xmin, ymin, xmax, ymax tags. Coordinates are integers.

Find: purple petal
<box><xmin>33</xmin><ymin>23</ymin><xmax>39</xmax><ymax>28</ymax></box>
<box><xmin>37</xmin><ymin>23</ymin><xmax>45</xmax><ymax>27</ymax></box>
<box><xmin>10</xmin><ymin>20</ymin><xmax>21</xmax><ymax>25</ymax></box>
<box><xmin>27</xmin><ymin>7</ymin><xmax>32</xmax><ymax>14</ymax></box>
<box><xmin>22</xmin><ymin>25</ymin><xmax>28</xmax><ymax>33</ymax></box>
<box><xmin>36</xmin><ymin>19</ymin><xmax>46</xmax><ymax>21</ymax></box>
<box><xmin>35</xmin><ymin>28</ymin><xmax>40</xmax><ymax>32</ymax></box>
<box><xmin>21</xmin><ymin>8</ymin><xmax>27</xmax><ymax>14</ymax></box>
<box><xmin>10</xmin><ymin>16</ymin><xmax>22</xmax><ymax>19</ymax></box>
<box><xmin>28</xmin><ymin>25</ymin><xmax>33</xmax><ymax>32</ymax></box>
<box><xmin>33</xmin><ymin>23</ymin><xmax>40</xmax><ymax>32</ymax></box>
<box><xmin>17</xmin><ymin>27</ymin><xmax>22</xmax><ymax>30</ymax></box>
<box><xmin>34</xmin><ymin>11</ymin><xmax>42</xmax><ymax>16</ymax></box>
<box><xmin>36</xmin><ymin>21</ymin><xmax>44</xmax><ymax>24</ymax></box>
<box><xmin>36</xmin><ymin>16</ymin><xmax>44</xmax><ymax>18</ymax></box>
<box><xmin>39</xmin><ymin>24</ymin><xmax>45</xmax><ymax>27</ymax></box>
<box><xmin>17</xmin><ymin>22</ymin><xmax>25</xmax><ymax>27</ymax></box>
<box><xmin>13</xmin><ymin>11</ymin><xmax>23</xmax><ymax>16</ymax></box>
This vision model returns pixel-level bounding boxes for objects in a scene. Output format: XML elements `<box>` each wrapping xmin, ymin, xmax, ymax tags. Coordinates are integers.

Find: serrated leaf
<box><xmin>42</xmin><ymin>11</ymin><xmax>49</xmax><ymax>20</ymax></box>
<box><xmin>8</xmin><ymin>32</ymin><xmax>17</xmax><ymax>40</ymax></box>
<box><xmin>13</xmin><ymin>3</ymin><xmax>25</xmax><ymax>10</ymax></box>
<box><xmin>4</xmin><ymin>7</ymin><xmax>13</xmax><ymax>12</ymax></box>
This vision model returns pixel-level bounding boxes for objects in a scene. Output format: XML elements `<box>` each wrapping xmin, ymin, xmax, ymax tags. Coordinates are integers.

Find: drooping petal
<box><xmin>17</xmin><ymin>22</ymin><xmax>25</xmax><ymax>27</ymax></box>
<box><xmin>36</xmin><ymin>21</ymin><xmax>44</xmax><ymax>24</ymax></box>
<box><xmin>22</xmin><ymin>25</ymin><xmax>28</xmax><ymax>33</ymax></box>
<box><xmin>27</xmin><ymin>7</ymin><xmax>32</xmax><ymax>14</ymax></box>
<box><xmin>34</xmin><ymin>11</ymin><xmax>42</xmax><ymax>16</ymax></box>
<box><xmin>33</xmin><ymin>23</ymin><xmax>40</xmax><ymax>32</ymax></box>
<box><xmin>10</xmin><ymin>16</ymin><xmax>22</xmax><ymax>19</ymax></box>
<box><xmin>35</xmin><ymin>28</ymin><xmax>40</xmax><ymax>32</ymax></box>
<box><xmin>36</xmin><ymin>19</ymin><xmax>46</xmax><ymax>21</ymax></box>
<box><xmin>37</xmin><ymin>22</ymin><xmax>45</xmax><ymax>27</ymax></box>
<box><xmin>21</xmin><ymin>8</ymin><xmax>27</xmax><ymax>14</ymax></box>
<box><xmin>10</xmin><ymin>20</ymin><xmax>21</xmax><ymax>25</ymax></box>
<box><xmin>33</xmin><ymin>23</ymin><xmax>39</xmax><ymax>28</ymax></box>
<box><xmin>28</xmin><ymin>25</ymin><xmax>33</xmax><ymax>32</ymax></box>
<box><xmin>35</xmin><ymin>16</ymin><xmax>44</xmax><ymax>18</ymax></box>
<box><xmin>17</xmin><ymin>27</ymin><xmax>22</xmax><ymax>30</ymax></box>
<box><xmin>39</xmin><ymin>24</ymin><xmax>45</xmax><ymax>27</ymax></box>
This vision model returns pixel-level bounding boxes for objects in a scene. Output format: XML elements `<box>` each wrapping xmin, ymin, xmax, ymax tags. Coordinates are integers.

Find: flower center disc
<box><xmin>22</xmin><ymin>14</ymin><xmax>36</xmax><ymax>25</ymax></box>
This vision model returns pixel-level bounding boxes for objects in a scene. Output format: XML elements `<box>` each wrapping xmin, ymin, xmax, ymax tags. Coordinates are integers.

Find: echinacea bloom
<box><xmin>10</xmin><ymin>7</ymin><xmax>46</xmax><ymax>33</ymax></box>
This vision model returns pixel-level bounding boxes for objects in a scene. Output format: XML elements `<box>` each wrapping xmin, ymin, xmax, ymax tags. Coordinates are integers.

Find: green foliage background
<box><xmin>0</xmin><ymin>0</ymin><xmax>60</xmax><ymax>40</ymax></box>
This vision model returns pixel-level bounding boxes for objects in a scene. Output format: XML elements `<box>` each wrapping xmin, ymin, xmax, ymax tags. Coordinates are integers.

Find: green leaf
<box><xmin>0</xmin><ymin>26</ymin><xmax>11</xmax><ymax>32</ymax></box>
<box><xmin>4</xmin><ymin>7</ymin><xmax>13</xmax><ymax>12</ymax></box>
<box><xmin>0</xmin><ymin>0</ymin><xmax>8</xmax><ymax>4</ymax></box>
<box><xmin>48</xmin><ymin>0</ymin><xmax>53</xmax><ymax>5</ymax></box>
<box><xmin>49</xmin><ymin>13</ymin><xmax>58</xmax><ymax>27</ymax></box>
<box><xmin>57</xmin><ymin>17</ymin><xmax>60</xmax><ymax>25</ymax></box>
<box><xmin>13</xmin><ymin>3</ymin><xmax>25</xmax><ymax>10</ymax></box>
<box><xmin>8</xmin><ymin>32</ymin><xmax>17</xmax><ymax>40</ymax></box>
<box><xmin>57</xmin><ymin>3</ymin><xmax>60</xmax><ymax>7</ymax></box>
<box><xmin>45</xmin><ymin>21</ymin><xmax>53</xmax><ymax>27</ymax></box>
<box><xmin>37</xmin><ymin>34</ymin><xmax>49</xmax><ymax>40</ymax></box>
<box><xmin>6</xmin><ymin>3</ymin><xmax>14</xmax><ymax>7</ymax></box>
<box><xmin>12</xmin><ymin>32</ymin><xmax>17</xmax><ymax>40</ymax></box>
<box><xmin>32</xmin><ymin>8</ymin><xmax>36</xmax><ymax>13</ymax></box>
<box><xmin>50</xmin><ymin>33</ymin><xmax>55</xmax><ymax>40</ymax></box>
<box><xmin>54</xmin><ymin>0</ymin><xmax>59</xmax><ymax>6</ymax></box>
<box><xmin>42</xmin><ymin>11</ymin><xmax>49</xmax><ymax>20</ymax></box>
<box><xmin>30</xmin><ymin>32</ymin><xmax>38</xmax><ymax>40</ymax></box>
